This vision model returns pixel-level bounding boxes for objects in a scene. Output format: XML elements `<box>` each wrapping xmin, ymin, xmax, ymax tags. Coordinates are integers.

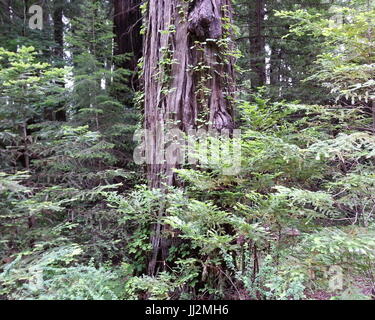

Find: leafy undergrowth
<box><xmin>2</xmin><ymin>98</ymin><xmax>375</xmax><ymax>300</ymax></box>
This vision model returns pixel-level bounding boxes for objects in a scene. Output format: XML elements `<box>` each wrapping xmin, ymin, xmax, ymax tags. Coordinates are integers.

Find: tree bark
<box><xmin>53</xmin><ymin>2</ymin><xmax>64</xmax><ymax>59</ymax></box>
<box><xmin>113</xmin><ymin>0</ymin><xmax>143</xmax><ymax>90</ymax></box>
<box><xmin>0</xmin><ymin>0</ymin><xmax>12</xmax><ymax>31</ymax></box>
<box><xmin>44</xmin><ymin>1</ymin><xmax>66</xmax><ymax>122</ymax></box>
<box><xmin>143</xmin><ymin>0</ymin><xmax>236</xmax><ymax>275</ymax></box>
<box><xmin>249</xmin><ymin>0</ymin><xmax>266</xmax><ymax>88</ymax></box>
<box><xmin>144</xmin><ymin>0</ymin><xmax>235</xmax><ymax>188</ymax></box>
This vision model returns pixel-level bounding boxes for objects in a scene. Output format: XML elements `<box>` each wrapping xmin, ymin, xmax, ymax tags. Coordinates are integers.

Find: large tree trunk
<box><xmin>143</xmin><ymin>0</ymin><xmax>236</xmax><ymax>275</ymax></box>
<box><xmin>113</xmin><ymin>0</ymin><xmax>143</xmax><ymax>90</ymax></box>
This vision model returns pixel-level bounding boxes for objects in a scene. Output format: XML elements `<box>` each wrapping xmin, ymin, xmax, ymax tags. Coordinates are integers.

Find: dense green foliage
<box><xmin>0</xmin><ymin>0</ymin><xmax>374</xmax><ymax>300</ymax></box>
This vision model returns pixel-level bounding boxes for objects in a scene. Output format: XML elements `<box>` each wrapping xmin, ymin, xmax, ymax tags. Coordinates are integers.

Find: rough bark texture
<box><xmin>143</xmin><ymin>0</ymin><xmax>236</xmax><ymax>274</ymax></box>
<box><xmin>113</xmin><ymin>0</ymin><xmax>143</xmax><ymax>89</ymax></box>
<box><xmin>144</xmin><ymin>0</ymin><xmax>235</xmax><ymax>188</ymax></box>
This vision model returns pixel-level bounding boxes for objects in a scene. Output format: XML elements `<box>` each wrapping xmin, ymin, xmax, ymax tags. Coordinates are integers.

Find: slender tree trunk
<box><xmin>44</xmin><ymin>1</ymin><xmax>66</xmax><ymax>122</ymax></box>
<box><xmin>0</xmin><ymin>0</ymin><xmax>12</xmax><ymax>31</ymax></box>
<box><xmin>21</xmin><ymin>122</ymin><xmax>30</xmax><ymax>170</ymax></box>
<box><xmin>53</xmin><ymin>3</ymin><xmax>64</xmax><ymax>59</ymax></box>
<box><xmin>143</xmin><ymin>0</ymin><xmax>236</xmax><ymax>275</ymax></box>
<box><xmin>22</xmin><ymin>0</ymin><xmax>29</xmax><ymax>37</ymax></box>
<box><xmin>249</xmin><ymin>0</ymin><xmax>266</xmax><ymax>88</ymax></box>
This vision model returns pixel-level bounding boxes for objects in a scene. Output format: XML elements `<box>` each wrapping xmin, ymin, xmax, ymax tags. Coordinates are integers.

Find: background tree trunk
<box><xmin>143</xmin><ymin>0</ymin><xmax>236</xmax><ymax>274</ymax></box>
<box><xmin>44</xmin><ymin>1</ymin><xmax>67</xmax><ymax>122</ymax></box>
<box><xmin>53</xmin><ymin>1</ymin><xmax>66</xmax><ymax>122</ymax></box>
<box><xmin>249</xmin><ymin>0</ymin><xmax>266</xmax><ymax>88</ymax></box>
<box><xmin>113</xmin><ymin>0</ymin><xmax>143</xmax><ymax>90</ymax></box>
<box><xmin>0</xmin><ymin>0</ymin><xmax>12</xmax><ymax>31</ymax></box>
<box><xmin>53</xmin><ymin>2</ymin><xmax>64</xmax><ymax>59</ymax></box>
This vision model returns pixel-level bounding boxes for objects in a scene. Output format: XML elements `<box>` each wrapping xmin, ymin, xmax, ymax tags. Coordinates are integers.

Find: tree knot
<box><xmin>188</xmin><ymin>0</ymin><xmax>222</xmax><ymax>41</ymax></box>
